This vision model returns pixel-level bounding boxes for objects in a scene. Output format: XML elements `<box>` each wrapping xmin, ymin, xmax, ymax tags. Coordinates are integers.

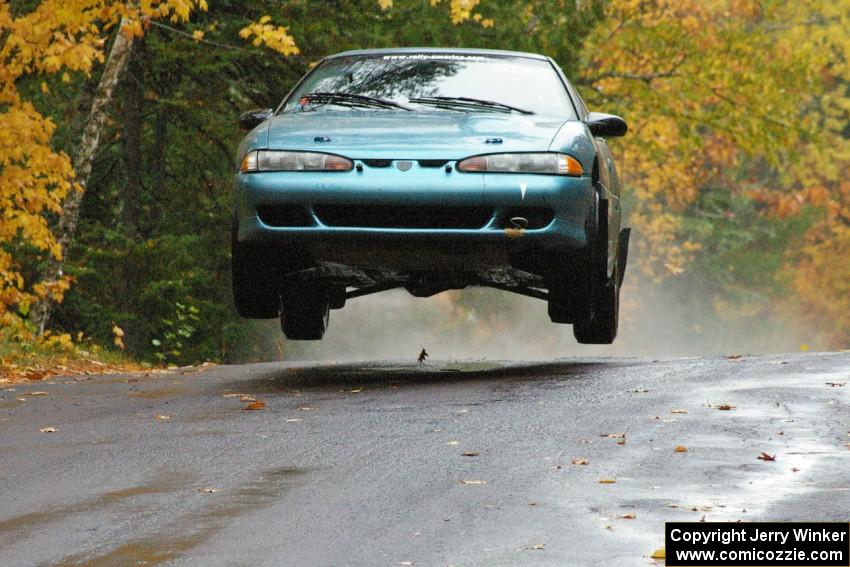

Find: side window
<box><xmin>569</xmin><ymin>83</ymin><xmax>589</xmax><ymax>117</ymax></box>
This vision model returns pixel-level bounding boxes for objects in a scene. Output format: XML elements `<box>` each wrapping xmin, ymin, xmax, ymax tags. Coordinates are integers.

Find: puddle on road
<box><xmin>56</xmin><ymin>466</ymin><xmax>308</xmax><ymax>566</ymax></box>
<box><xmin>0</xmin><ymin>474</ymin><xmax>190</xmax><ymax>538</ymax></box>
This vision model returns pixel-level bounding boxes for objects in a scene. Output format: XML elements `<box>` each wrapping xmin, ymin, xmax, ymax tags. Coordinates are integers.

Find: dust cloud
<box><xmin>273</xmin><ymin>269</ymin><xmax>812</xmax><ymax>363</ymax></box>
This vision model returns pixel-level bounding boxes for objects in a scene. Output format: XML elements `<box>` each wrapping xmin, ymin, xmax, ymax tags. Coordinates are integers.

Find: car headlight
<box><xmin>240</xmin><ymin>150</ymin><xmax>353</xmax><ymax>173</ymax></box>
<box><xmin>456</xmin><ymin>152</ymin><xmax>583</xmax><ymax>176</ymax></box>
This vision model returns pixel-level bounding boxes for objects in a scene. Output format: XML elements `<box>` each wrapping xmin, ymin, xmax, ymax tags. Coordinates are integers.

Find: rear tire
<box><xmin>281</xmin><ymin>289</ymin><xmax>331</xmax><ymax>340</ymax></box>
<box><xmin>231</xmin><ymin>217</ymin><xmax>279</xmax><ymax>319</ymax></box>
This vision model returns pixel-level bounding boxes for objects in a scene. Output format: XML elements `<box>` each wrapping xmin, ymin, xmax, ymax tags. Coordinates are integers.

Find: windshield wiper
<box><xmin>408</xmin><ymin>96</ymin><xmax>533</xmax><ymax>115</ymax></box>
<box><xmin>299</xmin><ymin>92</ymin><xmax>412</xmax><ymax>111</ymax></box>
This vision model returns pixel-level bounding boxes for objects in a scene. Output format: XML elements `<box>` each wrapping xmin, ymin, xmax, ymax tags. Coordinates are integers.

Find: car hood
<box><xmin>261</xmin><ymin>111</ymin><xmax>573</xmax><ymax>160</ymax></box>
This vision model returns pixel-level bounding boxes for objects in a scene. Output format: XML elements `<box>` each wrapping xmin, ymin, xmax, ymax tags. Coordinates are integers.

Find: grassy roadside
<box><xmin>0</xmin><ymin>334</ymin><xmax>144</xmax><ymax>384</ymax></box>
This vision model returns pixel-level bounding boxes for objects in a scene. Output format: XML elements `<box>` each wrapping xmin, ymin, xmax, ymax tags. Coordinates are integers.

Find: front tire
<box><xmin>231</xmin><ymin>217</ymin><xmax>279</xmax><ymax>319</ymax></box>
<box><xmin>572</xmin><ymin>189</ymin><xmax>619</xmax><ymax>344</ymax></box>
<box><xmin>573</xmin><ymin>279</ymin><xmax>618</xmax><ymax>344</ymax></box>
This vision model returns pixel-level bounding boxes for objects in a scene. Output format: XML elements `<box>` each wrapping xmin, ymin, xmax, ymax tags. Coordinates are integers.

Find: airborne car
<box><xmin>232</xmin><ymin>48</ymin><xmax>629</xmax><ymax>343</ymax></box>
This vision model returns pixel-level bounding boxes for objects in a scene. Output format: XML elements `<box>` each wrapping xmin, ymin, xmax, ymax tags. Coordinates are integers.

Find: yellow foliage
<box><xmin>578</xmin><ymin>0</ymin><xmax>828</xmax><ymax>278</ymax></box>
<box><xmin>0</xmin><ymin>0</ymin><xmax>208</xmax><ymax>330</ymax></box>
<box><xmin>239</xmin><ymin>18</ymin><xmax>300</xmax><ymax>56</ymax></box>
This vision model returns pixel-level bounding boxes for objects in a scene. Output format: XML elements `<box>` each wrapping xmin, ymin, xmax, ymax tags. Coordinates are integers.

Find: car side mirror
<box><xmin>586</xmin><ymin>112</ymin><xmax>628</xmax><ymax>138</ymax></box>
<box><xmin>239</xmin><ymin>108</ymin><xmax>273</xmax><ymax>130</ymax></box>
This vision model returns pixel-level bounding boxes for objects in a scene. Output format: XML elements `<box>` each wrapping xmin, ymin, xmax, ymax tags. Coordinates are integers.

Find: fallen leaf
<box><xmin>349</xmin><ymin>388</ymin><xmax>362</xmax><ymax>393</ymax></box>
<box><xmin>713</xmin><ymin>404</ymin><xmax>736</xmax><ymax>410</ymax></box>
<box><xmin>699</xmin><ymin>515</ymin><xmax>707</xmax><ymax>523</ymax></box>
<box><xmin>459</xmin><ymin>479</ymin><xmax>487</xmax><ymax>485</ymax></box>
<box><xmin>671</xmin><ymin>408</ymin><xmax>688</xmax><ymax>414</ymax></box>
<box><xmin>617</xmin><ymin>513</ymin><xmax>636</xmax><ymax>519</ymax></box>
<box><xmin>549</xmin><ymin>464</ymin><xmax>562</xmax><ymax>470</ymax></box>
<box><xmin>446</xmin><ymin>440</ymin><xmax>459</xmax><ymax>446</ymax></box>
<box><xmin>825</xmin><ymin>382</ymin><xmax>846</xmax><ymax>387</ymax></box>
<box><xmin>651</xmin><ymin>548</ymin><xmax>666</xmax><ymax>560</ymax></box>
<box><xmin>617</xmin><ymin>434</ymin><xmax>626</xmax><ymax>446</ymax></box>
<box><xmin>726</xmin><ymin>354</ymin><xmax>743</xmax><ymax>360</ymax></box>
<box><xmin>602</xmin><ymin>432</ymin><xmax>625</xmax><ymax>438</ymax></box>
<box><xmin>239</xmin><ymin>395</ymin><xmax>257</xmax><ymax>402</ymax></box>
<box><xmin>298</xmin><ymin>405</ymin><xmax>313</xmax><ymax>411</ymax></box>
<box><xmin>285</xmin><ymin>418</ymin><xmax>302</xmax><ymax>423</ymax></box>
<box><xmin>528</xmin><ymin>501</ymin><xmax>537</xmax><ymax>506</ymax></box>
<box><xmin>243</xmin><ymin>401</ymin><xmax>266</xmax><ymax>410</ymax></box>
<box><xmin>791</xmin><ymin>467</ymin><xmax>800</xmax><ymax>472</ymax></box>
<box><xmin>156</xmin><ymin>414</ymin><xmax>171</xmax><ymax>421</ymax></box>
<box><xmin>223</xmin><ymin>393</ymin><xmax>247</xmax><ymax>398</ymax></box>
<box><xmin>531</xmin><ymin>544</ymin><xmax>545</xmax><ymax>550</ymax></box>
<box><xmin>666</xmin><ymin>504</ymin><xmax>679</xmax><ymax>508</ymax></box>
<box><xmin>664</xmin><ymin>262</ymin><xmax>684</xmax><ymax>275</ymax></box>
<box><xmin>757</xmin><ymin>452</ymin><xmax>776</xmax><ymax>461</ymax></box>
<box><xmin>675</xmin><ymin>445</ymin><xmax>688</xmax><ymax>453</ymax></box>
<box><xmin>196</xmin><ymin>487</ymin><xmax>219</xmax><ymax>493</ymax></box>
<box><xmin>598</xmin><ymin>477</ymin><xmax>616</xmax><ymax>484</ymax></box>
<box><xmin>461</xmin><ymin>451</ymin><xmax>479</xmax><ymax>457</ymax></box>
<box><xmin>39</xmin><ymin>427</ymin><xmax>56</xmax><ymax>433</ymax></box>
<box><xmin>630</xmin><ymin>389</ymin><xmax>649</xmax><ymax>393</ymax></box>
<box><xmin>400</xmin><ymin>562</ymin><xmax>414</xmax><ymax>566</ymax></box>
<box><xmin>571</xmin><ymin>458</ymin><xmax>589</xmax><ymax>465</ymax></box>
<box><xmin>29</xmin><ymin>391</ymin><xmax>48</xmax><ymax>396</ymax></box>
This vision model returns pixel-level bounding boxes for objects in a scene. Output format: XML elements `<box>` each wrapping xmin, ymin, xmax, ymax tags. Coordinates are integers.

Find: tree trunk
<box><xmin>31</xmin><ymin>20</ymin><xmax>136</xmax><ymax>334</ymax></box>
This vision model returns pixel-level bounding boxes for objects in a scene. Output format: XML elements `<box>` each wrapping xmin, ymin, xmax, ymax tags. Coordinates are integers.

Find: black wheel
<box><xmin>547</xmin><ymin>280</ymin><xmax>589</xmax><ymax>324</ymax></box>
<box><xmin>281</xmin><ymin>289</ymin><xmax>331</xmax><ymax>340</ymax></box>
<box><xmin>573</xmin><ymin>278</ymin><xmax>618</xmax><ymax>344</ymax></box>
<box><xmin>231</xmin><ymin>217</ymin><xmax>279</xmax><ymax>319</ymax></box>
<box><xmin>572</xmin><ymin>188</ymin><xmax>619</xmax><ymax>344</ymax></box>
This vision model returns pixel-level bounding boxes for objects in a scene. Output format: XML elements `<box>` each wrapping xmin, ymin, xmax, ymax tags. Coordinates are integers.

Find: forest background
<box><xmin>2</xmin><ymin>0</ymin><xmax>849</xmax><ymax>368</ymax></box>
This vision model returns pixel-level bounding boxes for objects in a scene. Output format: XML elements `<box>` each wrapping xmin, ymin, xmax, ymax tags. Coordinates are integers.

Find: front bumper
<box><xmin>234</xmin><ymin>164</ymin><xmax>594</xmax><ymax>274</ymax></box>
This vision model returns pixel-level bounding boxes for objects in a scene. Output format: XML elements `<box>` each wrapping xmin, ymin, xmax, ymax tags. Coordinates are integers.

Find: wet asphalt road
<box><xmin>1</xmin><ymin>353</ymin><xmax>849</xmax><ymax>566</ymax></box>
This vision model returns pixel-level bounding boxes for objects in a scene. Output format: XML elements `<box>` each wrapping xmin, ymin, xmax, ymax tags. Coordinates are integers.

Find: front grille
<box><xmin>314</xmin><ymin>205</ymin><xmax>493</xmax><ymax>229</ymax></box>
<box><xmin>362</xmin><ymin>159</ymin><xmax>392</xmax><ymax>168</ymax></box>
<box><xmin>257</xmin><ymin>204</ymin><xmax>313</xmax><ymax>227</ymax></box>
<box><xmin>418</xmin><ymin>160</ymin><xmax>448</xmax><ymax>168</ymax></box>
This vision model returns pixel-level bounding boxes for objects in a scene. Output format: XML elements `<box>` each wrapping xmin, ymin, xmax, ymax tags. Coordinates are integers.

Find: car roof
<box><xmin>326</xmin><ymin>47</ymin><xmax>549</xmax><ymax>61</ymax></box>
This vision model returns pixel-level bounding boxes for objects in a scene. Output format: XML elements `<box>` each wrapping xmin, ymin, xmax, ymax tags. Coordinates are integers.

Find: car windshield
<box><xmin>281</xmin><ymin>54</ymin><xmax>576</xmax><ymax>117</ymax></box>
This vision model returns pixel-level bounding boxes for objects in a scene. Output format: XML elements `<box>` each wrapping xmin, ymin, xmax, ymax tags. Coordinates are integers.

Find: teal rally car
<box><xmin>232</xmin><ymin>48</ymin><xmax>629</xmax><ymax>343</ymax></box>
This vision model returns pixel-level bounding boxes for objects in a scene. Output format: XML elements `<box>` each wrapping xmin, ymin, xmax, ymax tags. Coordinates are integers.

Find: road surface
<box><xmin>1</xmin><ymin>353</ymin><xmax>849</xmax><ymax>566</ymax></box>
